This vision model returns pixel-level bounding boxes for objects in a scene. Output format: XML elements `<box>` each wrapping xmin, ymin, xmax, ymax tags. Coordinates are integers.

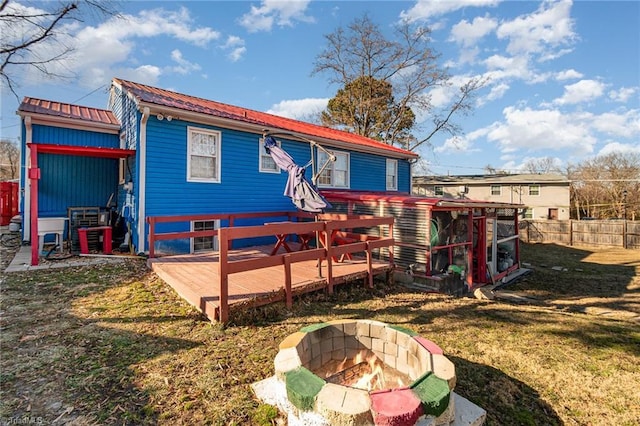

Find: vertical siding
<box><xmin>38</xmin><ymin>153</ymin><xmax>118</xmax><ymax>217</ymax></box>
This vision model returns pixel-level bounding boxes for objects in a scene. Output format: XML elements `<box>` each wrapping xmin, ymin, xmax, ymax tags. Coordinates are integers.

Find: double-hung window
<box><xmin>317</xmin><ymin>150</ymin><xmax>349</xmax><ymax>188</ymax></box>
<box><xmin>434</xmin><ymin>185</ymin><xmax>444</xmax><ymax>196</ymax></box>
<box><xmin>192</xmin><ymin>220</ymin><xmax>218</xmax><ymax>252</ymax></box>
<box><xmin>259</xmin><ymin>138</ymin><xmax>280</xmax><ymax>173</ymax></box>
<box><xmin>386</xmin><ymin>159</ymin><xmax>398</xmax><ymax>191</ymax></box>
<box><xmin>529</xmin><ymin>184</ymin><xmax>540</xmax><ymax>196</ymax></box>
<box><xmin>187</xmin><ymin>127</ymin><xmax>221</xmax><ymax>182</ymax></box>
<box><xmin>490</xmin><ymin>185</ymin><xmax>501</xmax><ymax>196</ymax></box>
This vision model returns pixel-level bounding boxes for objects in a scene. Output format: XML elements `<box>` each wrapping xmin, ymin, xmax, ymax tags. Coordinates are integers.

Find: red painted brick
<box><xmin>370</xmin><ymin>388</ymin><xmax>423</xmax><ymax>426</ymax></box>
<box><xmin>413</xmin><ymin>336</ymin><xmax>444</xmax><ymax>355</ymax></box>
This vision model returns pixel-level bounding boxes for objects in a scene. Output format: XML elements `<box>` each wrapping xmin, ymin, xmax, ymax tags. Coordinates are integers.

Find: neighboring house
<box><xmin>412</xmin><ymin>174</ymin><xmax>571</xmax><ymax>220</ymax></box>
<box><xmin>18</xmin><ymin>77</ymin><xmax>418</xmax><ymax>265</ymax></box>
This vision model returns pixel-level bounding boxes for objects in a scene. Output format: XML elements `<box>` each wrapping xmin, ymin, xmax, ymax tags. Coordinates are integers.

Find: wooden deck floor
<box><xmin>148</xmin><ymin>244</ymin><xmax>392</xmax><ymax>322</ymax></box>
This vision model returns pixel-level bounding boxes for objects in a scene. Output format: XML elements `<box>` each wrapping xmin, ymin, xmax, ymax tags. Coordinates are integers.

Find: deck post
<box><xmin>324</xmin><ymin>229</ymin><xmax>334</xmax><ymax>294</ymax></box>
<box><xmin>284</xmin><ymin>254</ymin><xmax>293</xmax><ymax>308</ymax></box>
<box><xmin>148</xmin><ymin>217</ymin><xmax>155</xmax><ymax>258</ymax></box>
<box><xmin>218</xmin><ymin>228</ymin><xmax>230</xmax><ymax>323</ymax></box>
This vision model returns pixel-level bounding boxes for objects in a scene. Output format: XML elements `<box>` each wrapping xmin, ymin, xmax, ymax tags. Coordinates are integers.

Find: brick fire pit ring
<box><xmin>272</xmin><ymin>319</ymin><xmax>457</xmax><ymax>425</ymax></box>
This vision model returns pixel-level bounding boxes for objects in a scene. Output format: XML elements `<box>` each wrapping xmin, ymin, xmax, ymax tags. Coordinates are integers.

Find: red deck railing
<box><xmin>147</xmin><ymin>212</ymin><xmax>394</xmax><ymax>322</ymax></box>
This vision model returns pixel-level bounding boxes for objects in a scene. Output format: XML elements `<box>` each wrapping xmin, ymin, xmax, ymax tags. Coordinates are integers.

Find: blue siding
<box><xmin>143</xmin><ymin>117</ymin><xmax>413</xmax><ymax>253</ymax></box>
<box><xmin>38</xmin><ymin>153</ymin><xmax>118</xmax><ymax>217</ymax></box>
<box><xmin>32</xmin><ymin>124</ymin><xmax>119</xmax><ymax>149</ymax></box>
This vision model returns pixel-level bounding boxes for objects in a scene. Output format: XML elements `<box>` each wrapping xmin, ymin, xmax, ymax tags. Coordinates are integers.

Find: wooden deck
<box><xmin>148</xmin><ymin>244</ymin><xmax>392</xmax><ymax>322</ymax></box>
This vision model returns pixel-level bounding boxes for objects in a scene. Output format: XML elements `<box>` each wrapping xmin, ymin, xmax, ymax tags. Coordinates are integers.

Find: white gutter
<box><xmin>23</xmin><ymin>116</ymin><xmax>32</xmax><ymax>239</ymax></box>
<box><xmin>137</xmin><ymin>107</ymin><xmax>150</xmax><ymax>254</ymax></box>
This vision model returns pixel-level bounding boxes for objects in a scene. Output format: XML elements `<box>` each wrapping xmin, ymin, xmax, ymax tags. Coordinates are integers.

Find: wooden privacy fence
<box><xmin>147</xmin><ymin>212</ymin><xmax>395</xmax><ymax>322</ymax></box>
<box><xmin>520</xmin><ymin>220</ymin><xmax>640</xmax><ymax>249</ymax></box>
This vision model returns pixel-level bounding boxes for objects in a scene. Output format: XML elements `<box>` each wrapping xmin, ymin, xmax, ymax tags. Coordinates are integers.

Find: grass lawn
<box><xmin>0</xmin><ymin>242</ymin><xmax>638</xmax><ymax>425</ymax></box>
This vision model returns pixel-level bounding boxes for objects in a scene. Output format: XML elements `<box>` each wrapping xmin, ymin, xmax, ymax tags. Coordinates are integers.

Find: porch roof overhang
<box><xmin>28</xmin><ymin>142</ymin><xmax>135</xmax><ymax>159</ymax></box>
<box><xmin>322</xmin><ymin>190</ymin><xmax>525</xmax><ymax>209</ymax></box>
<box><xmin>435</xmin><ymin>200</ymin><xmax>525</xmax><ymax>209</ymax></box>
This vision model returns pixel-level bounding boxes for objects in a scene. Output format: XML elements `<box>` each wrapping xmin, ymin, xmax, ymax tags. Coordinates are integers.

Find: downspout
<box><xmin>137</xmin><ymin>107</ymin><xmax>150</xmax><ymax>254</ymax></box>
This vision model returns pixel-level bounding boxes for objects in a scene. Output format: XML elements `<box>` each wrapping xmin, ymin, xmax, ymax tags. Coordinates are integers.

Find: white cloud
<box><xmin>222</xmin><ymin>36</ymin><xmax>247</xmax><ymax>62</ymax></box>
<box><xmin>434</xmin><ymin>134</ymin><xmax>482</xmax><ymax>154</ymax></box>
<box><xmin>239</xmin><ymin>0</ymin><xmax>314</xmax><ymax>33</ymax></box>
<box><xmin>552</xmin><ymin>79</ymin><xmax>605</xmax><ymax>105</ymax></box>
<box><xmin>609</xmin><ymin>87</ymin><xmax>638</xmax><ymax>103</ymax></box>
<box><xmin>400</xmin><ymin>0</ymin><xmax>500</xmax><ymax>23</ymax></box>
<box><xmin>555</xmin><ymin>69</ymin><xmax>583</xmax><ymax>81</ymax></box>
<box><xmin>496</xmin><ymin>0</ymin><xmax>577</xmax><ymax>57</ymax></box>
<box><xmin>7</xmin><ymin>5</ymin><xmax>221</xmax><ymax>88</ymax></box>
<box><xmin>486</xmin><ymin>106</ymin><xmax>597</xmax><ymax>155</ymax></box>
<box><xmin>266</xmin><ymin>98</ymin><xmax>329</xmax><ymax>119</ymax></box>
<box><xmin>449</xmin><ymin>14</ymin><xmax>498</xmax><ymax>47</ymax></box>
<box><xmin>477</xmin><ymin>82</ymin><xmax>509</xmax><ymax>106</ymax></box>
<box><xmin>597</xmin><ymin>142</ymin><xmax>640</xmax><ymax>156</ymax></box>
<box><xmin>480</xmin><ymin>106</ymin><xmax>640</xmax><ymax>160</ymax></box>
<box><xmin>589</xmin><ymin>109</ymin><xmax>640</xmax><ymax>138</ymax></box>
<box><xmin>168</xmin><ymin>50</ymin><xmax>201</xmax><ymax>75</ymax></box>
<box><xmin>114</xmin><ymin>65</ymin><xmax>163</xmax><ymax>86</ymax></box>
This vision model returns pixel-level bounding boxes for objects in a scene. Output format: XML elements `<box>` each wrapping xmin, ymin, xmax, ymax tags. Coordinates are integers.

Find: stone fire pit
<box><xmin>252</xmin><ymin>320</ymin><xmax>486</xmax><ymax>425</ymax></box>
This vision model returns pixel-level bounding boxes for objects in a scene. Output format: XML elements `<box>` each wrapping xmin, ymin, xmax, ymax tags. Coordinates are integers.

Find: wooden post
<box><xmin>324</xmin><ymin>229</ymin><xmax>334</xmax><ymax>294</ymax></box>
<box><xmin>284</xmin><ymin>254</ymin><xmax>293</xmax><ymax>308</ymax></box>
<box><xmin>148</xmin><ymin>217</ymin><xmax>155</xmax><ymax>258</ymax></box>
<box><xmin>623</xmin><ymin>220</ymin><xmax>628</xmax><ymax>249</ymax></box>
<box><xmin>569</xmin><ymin>219</ymin><xmax>573</xmax><ymax>246</ymax></box>
<box><xmin>227</xmin><ymin>215</ymin><xmax>234</xmax><ymax>250</ymax></box>
<box><xmin>366</xmin><ymin>241</ymin><xmax>373</xmax><ymax>289</ymax></box>
<box><xmin>218</xmin><ymin>228</ymin><xmax>229</xmax><ymax>323</ymax></box>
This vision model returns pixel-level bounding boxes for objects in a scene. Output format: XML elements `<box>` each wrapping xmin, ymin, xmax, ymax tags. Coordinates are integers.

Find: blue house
<box><xmin>18</xmin><ymin>78</ymin><xmax>418</xmax><ymax>265</ymax></box>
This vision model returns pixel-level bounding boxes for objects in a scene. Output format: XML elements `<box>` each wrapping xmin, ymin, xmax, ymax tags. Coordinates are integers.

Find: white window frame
<box><xmin>187</xmin><ymin>126</ymin><xmax>221</xmax><ymax>183</ymax></box>
<box><xmin>529</xmin><ymin>184</ymin><xmax>540</xmax><ymax>196</ymax></box>
<box><xmin>118</xmin><ymin>158</ymin><xmax>126</xmax><ymax>185</ymax></box>
<box><xmin>522</xmin><ymin>208</ymin><xmax>534</xmax><ymax>219</ymax></box>
<box><xmin>434</xmin><ymin>185</ymin><xmax>444</xmax><ymax>196</ymax></box>
<box><xmin>386</xmin><ymin>159</ymin><xmax>398</xmax><ymax>191</ymax></box>
<box><xmin>191</xmin><ymin>220</ymin><xmax>219</xmax><ymax>253</ymax></box>
<box><xmin>490</xmin><ymin>185</ymin><xmax>501</xmax><ymax>196</ymax></box>
<box><xmin>317</xmin><ymin>150</ymin><xmax>350</xmax><ymax>188</ymax></box>
<box><xmin>259</xmin><ymin>138</ymin><xmax>281</xmax><ymax>173</ymax></box>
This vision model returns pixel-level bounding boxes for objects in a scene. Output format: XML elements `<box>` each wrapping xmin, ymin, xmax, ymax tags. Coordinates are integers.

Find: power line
<box><xmin>72</xmin><ymin>84</ymin><xmax>108</xmax><ymax>104</ymax></box>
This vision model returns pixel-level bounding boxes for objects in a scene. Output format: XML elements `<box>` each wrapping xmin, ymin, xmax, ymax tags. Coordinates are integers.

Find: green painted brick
<box><xmin>300</xmin><ymin>323</ymin><xmax>330</xmax><ymax>333</ymax></box>
<box><xmin>388</xmin><ymin>324</ymin><xmax>418</xmax><ymax>336</ymax></box>
<box><xmin>285</xmin><ymin>367</ymin><xmax>326</xmax><ymax>411</ymax></box>
<box><xmin>410</xmin><ymin>372</ymin><xmax>450</xmax><ymax>417</ymax></box>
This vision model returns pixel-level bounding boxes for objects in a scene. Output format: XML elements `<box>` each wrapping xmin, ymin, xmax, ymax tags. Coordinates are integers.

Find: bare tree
<box><xmin>313</xmin><ymin>14</ymin><xmax>487</xmax><ymax>151</ymax></box>
<box><xmin>0</xmin><ymin>0</ymin><xmax>117</xmax><ymax>98</ymax></box>
<box><xmin>569</xmin><ymin>152</ymin><xmax>640</xmax><ymax>220</ymax></box>
<box><xmin>0</xmin><ymin>138</ymin><xmax>20</xmax><ymax>180</ymax></box>
<box><xmin>522</xmin><ymin>157</ymin><xmax>563</xmax><ymax>174</ymax></box>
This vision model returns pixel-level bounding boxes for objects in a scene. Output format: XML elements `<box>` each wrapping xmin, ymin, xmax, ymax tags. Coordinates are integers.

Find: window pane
<box><xmin>529</xmin><ymin>185</ymin><xmax>540</xmax><ymax>195</ymax></box>
<box><xmin>191</xmin><ymin>155</ymin><xmax>216</xmax><ymax>178</ymax></box>
<box><xmin>335</xmin><ymin>154</ymin><xmax>347</xmax><ymax>170</ymax></box>
<box><xmin>261</xmin><ymin>155</ymin><xmax>277</xmax><ymax>171</ymax></box>
<box><xmin>334</xmin><ymin>170</ymin><xmax>347</xmax><ymax>187</ymax></box>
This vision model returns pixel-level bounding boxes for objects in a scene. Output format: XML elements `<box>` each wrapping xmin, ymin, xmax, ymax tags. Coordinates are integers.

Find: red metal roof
<box><xmin>322</xmin><ymin>190</ymin><xmax>523</xmax><ymax>209</ymax></box>
<box><xmin>18</xmin><ymin>97</ymin><xmax>119</xmax><ymax>126</ymax></box>
<box><xmin>113</xmin><ymin>78</ymin><xmax>418</xmax><ymax>159</ymax></box>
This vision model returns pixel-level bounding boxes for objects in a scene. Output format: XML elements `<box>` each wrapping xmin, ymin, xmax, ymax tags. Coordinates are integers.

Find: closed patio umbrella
<box><xmin>264</xmin><ymin>136</ymin><xmax>331</xmax><ymax>213</ymax></box>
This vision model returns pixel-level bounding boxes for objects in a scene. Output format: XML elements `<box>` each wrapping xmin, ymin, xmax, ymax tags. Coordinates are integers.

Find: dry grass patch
<box><xmin>0</xmin><ymin>242</ymin><xmax>639</xmax><ymax>425</ymax></box>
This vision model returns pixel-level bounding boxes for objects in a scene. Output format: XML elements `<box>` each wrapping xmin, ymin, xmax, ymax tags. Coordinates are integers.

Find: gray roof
<box><xmin>413</xmin><ymin>173</ymin><xmax>569</xmax><ymax>185</ymax></box>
